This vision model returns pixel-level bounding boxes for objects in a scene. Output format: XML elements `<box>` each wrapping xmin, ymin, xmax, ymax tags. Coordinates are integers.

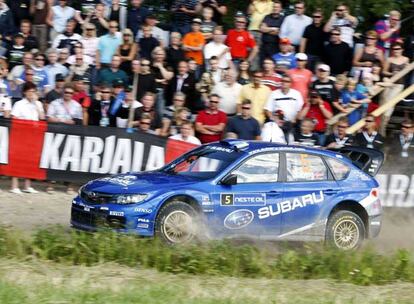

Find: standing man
<box><xmin>259</xmin><ymin>0</ymin><xmax>284</xmax><ymax>62</ymax></box>
<box><xmin>385</xmin><ymin>120</ymin><xmax>414</xmax><ymax>168</ymax></box>
<box><xmin>300</xmin><ymin>9</ymin><xmax>327</xmax><ymax>72</ymax></box>
<box><xmin>264</xmin><ymin>75</ymin><xmax>304</xmax><ymax>125</ymax></box>
<box><xmin>169</xmin><ymin>121</ymin><xmax>201</xmax><ymax>145</ymax></box>
<box><xmin>279</xmin><ymin>1</ymin><xmax>312</xmax><ymax>51</ymax></box>
<box><xmin>311</xmin><ymin>64</ymin><xmax>336</xmax><ymax>106</ymax></box>
<box><xmin>323</xmin><ymin>28</ymin><xmax>352</xmax><ymax>76</ymax></box>
<box><xmin>127</xmin><ymin>0</ymin><xmax>149</xmax><ymax>37</ymax></box>
<box><xmin>45</xmin><ymin>48</ymin><xmax>69</xmax><ymax>89</ymax></box>
<box><xmin>171</xmin><ymin>0</ymin><xmax>199</xmax><ymax>35</ymax></box>
<box><xmin>96</xmin><ymin>20</ymin><xmax>122</xmax><ymax>69</ymax></box>
<box><xmin>97</xmin><ymin>55</ymin><xmax>128</xmax><ymax>86</ymax></box>
<box><xmin>324</xmin><ymin>3</ymin><xmax>358</xmax><ymax>48</ymax></box>
<box><xmin>195</xmin><ymin>93</ymin><xmax>227</xmax><ymax>143</ymax></box>
<box><xmin>212</xmin><ymin>69</ymin><xmax>242</xmax><ymax>116</ymax></box>
<box><xmin>237</xmin><ymin>70</ymin><xmax>271</xmax><ymax>125</ymax></box>
<box><xmin>325</xmin><ymin>117</ymin><xmax>354</xmax><ymax>148</ymax></box>
<box><xmin>47</xmin><ymin>83</ymin><xmax>83</xmax><ymax>125</ymax></box>
<box><xmin>354</xmin><ymin>114</ymin><xmax>384</xmax><ymax>150</ymax></box>
<box><xmin>225</xmin><ymin>99</ymin><xmax>261</xmax><ymax>140</ymax></box>
<box><xmin>225</xmin><ymin>14</ymin><xmax>258</xmax><ymax>67</ymax></box>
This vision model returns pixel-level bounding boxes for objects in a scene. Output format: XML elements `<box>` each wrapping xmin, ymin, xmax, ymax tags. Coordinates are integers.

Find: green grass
<box><xmin>0</xmin><ymin>225</ymin><xmax>414</xmax><ymax>286</ymax></box>
<box><xmin>0</xmin><ymin>259</ymin><xmax>414</xmax><ymax>304</ymax></box>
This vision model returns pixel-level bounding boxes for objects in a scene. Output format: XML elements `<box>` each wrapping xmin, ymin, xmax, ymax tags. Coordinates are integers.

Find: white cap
<box><xmin>295</xmin><ymin>53</ymin><xmax>308</xmax><ymax>61</ymax></box>
<box><xmin>318</xmin><ymin>64</ymin><xmax>331</xmax><ymax>72</ymax></box>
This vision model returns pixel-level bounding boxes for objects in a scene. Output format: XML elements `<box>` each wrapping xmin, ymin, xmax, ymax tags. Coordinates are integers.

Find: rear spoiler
<box><xmin>328</xmin><ymin>146</ymin><xmax>384</xmax><ymax>177</ymax></box>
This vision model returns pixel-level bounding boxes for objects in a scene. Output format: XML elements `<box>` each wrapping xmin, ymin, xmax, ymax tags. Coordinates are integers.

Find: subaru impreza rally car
<box><xmin>71</xmin><ymin>140</ymin><xmax>384</xmax><ymax>250</ymax></box>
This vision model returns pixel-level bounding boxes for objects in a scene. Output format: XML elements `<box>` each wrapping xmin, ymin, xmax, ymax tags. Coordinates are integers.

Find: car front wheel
<box><xmin>155</xmin><ymin>201</ymin><xmax>199</xmax><ymax>244</ymax></box>
<box><xmin>326</xmin><ymin>210</ymin><xmax>365</xmax><ymax>250</ymax></box>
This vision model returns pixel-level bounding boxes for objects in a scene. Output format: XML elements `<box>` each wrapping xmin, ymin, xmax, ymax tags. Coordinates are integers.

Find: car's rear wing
<box><xmin>329</xmin><ymin>146</ymin><xmax>384</xmax><ymax>177</ymax></box>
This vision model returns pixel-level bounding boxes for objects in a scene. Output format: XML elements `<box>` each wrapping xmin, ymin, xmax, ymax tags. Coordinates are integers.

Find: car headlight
<box><xmin>116</xmin><ymin>194</ymin><xmax>148</xmax><ymax>205</ymax></box>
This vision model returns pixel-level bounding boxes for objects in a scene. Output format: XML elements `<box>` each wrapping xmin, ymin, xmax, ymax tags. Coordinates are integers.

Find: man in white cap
<box><xmin>311</xmin><ymin>63</ymin><xmax>336</xmax><ymax>106</ymax></box>
<box><xmin>286</xmin><ymin>53</ymin><xmax>312</xmax><ymax>101</ymax></box>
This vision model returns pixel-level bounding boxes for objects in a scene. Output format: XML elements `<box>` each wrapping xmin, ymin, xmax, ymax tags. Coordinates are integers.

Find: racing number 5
<box><xmin>221</xmin><ymin>194</ymin><xmax>234</xmax><ymax>206</ymax></box>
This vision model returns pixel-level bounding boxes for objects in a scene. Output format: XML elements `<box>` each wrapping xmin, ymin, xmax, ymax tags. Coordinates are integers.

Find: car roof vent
<box><xmin>220</xmin><ymin>139</ymin><xmax>249</xmax><ymax>151</ymax></box>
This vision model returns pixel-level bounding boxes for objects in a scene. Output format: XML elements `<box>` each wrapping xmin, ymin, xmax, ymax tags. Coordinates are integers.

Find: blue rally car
<box><xmin>71</xmin><ymin>140</ymin><xmax>384</xmax><ymax>250</ymax></box>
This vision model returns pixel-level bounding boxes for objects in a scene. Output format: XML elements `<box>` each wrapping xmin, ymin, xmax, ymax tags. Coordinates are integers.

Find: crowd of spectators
<box><xmin>0</xmin><ymin>0</ymin><xmax>413</xmax><ymax>193</ymax></box>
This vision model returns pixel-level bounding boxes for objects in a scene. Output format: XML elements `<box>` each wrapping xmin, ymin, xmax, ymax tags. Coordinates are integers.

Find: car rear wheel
<box><xmin>155</xmin><ymin>201</ymin><xmax>199</xmax><ymax>244</ymax></box>
<box><xmin>326</xmin><ymin>210</ymin><xmax>365</xmax><ymax>250</ymax></box>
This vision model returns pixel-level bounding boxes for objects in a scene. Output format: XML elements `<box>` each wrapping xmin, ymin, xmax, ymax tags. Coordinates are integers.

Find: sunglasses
<box><xmin>365</xmin><ymin>120</ymin><xmax>375</xmax><ymax>123</ymax></box>
<box><xmin>331</xmin><ymin>33</ymin><xmax>340</xmax><ymax>36</ymax></box>
<box><xmin>393</xmin><ymin>48</ymin><xmax>402</xmax><ymax>50</ymax></box>
<box><xmin>110</xmin><ymin>26</ymin><xmax>118</xmax><ymax>28</ymax></box>
<box><xmin>26</xmin><ymin>73</ymin><xmax>34</xmax><ymax>76</ymax></box>
<box><xmin>140</xmin><ymin>121</ymin><xmax>150</xmax><ymax>125</ymax></box>
<box><xmin>174</xmin><ymin>99</ymin><xmax>185</xmax><ymax>102</ymax></box>
<box><xmin>242</xmin><ymin>107</ymin><xmax>251</xmax><ymax>110</ymax></box>
<box><xmin>64</xmin><ymin>91</ymin><xmax>74</xmax><ymax>94</ymax></box>
<box><xmin>336</xmin><ymin>9</ymin><xmax>345</xmax><ymax>12</ymax></box>
<box><xmin>101</xmin><ymin>91</ymin><xmax>111</xmax><ymax>93</ymax></box>
<box><xmin>338</xmin><ymin>125</ymin><xmax>348</xmax><ymax>128</ymax></box>
<box><xmin>210</xmin><ymin>101</ymin><xmax>219</xmax><ymax>104</ymax></box>
<box><xmin>86</xmin><ymin>28</ymin><xmax>95</xmax><ymax>31</ymax></box>
<box><xmin>141</xmin><ymin>63</ymin><xmax>150</xmax><ymax>66</ymax></box>
<box><xmin>35</xmin><ymin>58</ymin><xmax>45</xmax><ymax>61</ymax></box>
<box><xmin>313</xmin><ymin>15</ymin><xmax>322</xmax><ymax>18</ymax></box>
<box><xmin>295</xmin><ymin>6</ymin><xmax>304</xmax><ymax>9</ymax></box>
<box><xmin>401</xmin><ymin>125</ymin><xmax>412</xmax><ymax>128</ymax></box>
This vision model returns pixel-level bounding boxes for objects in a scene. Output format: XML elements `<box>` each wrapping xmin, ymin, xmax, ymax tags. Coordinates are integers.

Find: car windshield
<box><xmin>160</xmin><ymin>145</ymin><xmax>242</xmax><ymax>179</ymax></box>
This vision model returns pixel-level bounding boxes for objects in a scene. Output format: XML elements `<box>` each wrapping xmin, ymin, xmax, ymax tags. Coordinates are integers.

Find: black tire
<box><xmin>326</xmin><ymin>210</ymin><xmax>366</xmax><ymax>250</ymax></box>
<box><xmin>155</xmin><ymin>201</ymin><xmax>199</xmax><ymax>244</ymax></box>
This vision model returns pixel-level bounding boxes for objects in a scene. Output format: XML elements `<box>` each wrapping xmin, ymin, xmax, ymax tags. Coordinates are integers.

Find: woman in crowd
<box><xmin>237</xmin><ymin>60</ymin><xmax>252</xmax><ymax>85</ymax></box>
<box><xmin>380</xmin><ymin>41</ymin><xmax>409</xmax><ymax>135</ymax></box>
<box><xmin>116</xmin><ymin>28</ymin><xmax>137</xmax><ymax>75</ymax></box>
<box><xmin>352</xmin><ymin>31</ymin><xmax>384</xmax><ymax>80</ymax></box>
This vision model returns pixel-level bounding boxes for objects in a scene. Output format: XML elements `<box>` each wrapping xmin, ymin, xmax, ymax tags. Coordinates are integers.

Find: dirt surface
<box><xmin>0</xmin><ymin>179</ymin><xmax>413</xmax><ymax>253</ymax></box>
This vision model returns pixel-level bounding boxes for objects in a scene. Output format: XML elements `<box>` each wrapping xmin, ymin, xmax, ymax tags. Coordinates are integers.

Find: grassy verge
<box><xmin>0</xmin><ymin>226</ymin><xmax>413</xmax><ymax>286</ymax></box>
<box><xmin>1</xmin><ymin>259</ymin><xmax>414</xmax><ymax>304</ymax></box>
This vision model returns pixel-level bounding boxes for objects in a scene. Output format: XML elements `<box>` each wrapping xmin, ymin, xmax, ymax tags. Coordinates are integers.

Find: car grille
<box><xmin>80</xmin><ymin>189</ymin><xmax>115</xmax><ymax>205</ymax></box>
<box><xmin>71</xmin><ymin>206</ymin><xmax>126</xmax><ymax>229</ymax></box>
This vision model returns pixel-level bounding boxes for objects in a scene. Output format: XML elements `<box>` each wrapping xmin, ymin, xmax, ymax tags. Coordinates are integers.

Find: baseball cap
<box><xmin>14</xmin><ymin>32</ymin><xmax>25</xmax><ymax>39</ymax></box>
<box><xmin>112</xmin><ymin>79</ymin><xmax>125</xmax><ymax>87</ymax></box>
<box><xmin>295</xmin><ymin>53</ymin><xmax>308</xmax><ymax>61</ymax></box>
<box><xmin>317</xmin><ymin>64</ymin><xmax>330</xmax><ymax>72</ymax></box>
<box><xmin>279</xmin><ymin>38</ymin><xmax>291</xmax><ymax>45</ymax></box>
<box><xmin>55</xmin><ymin>74</ymin><xmax>65</xmax><ymax>82</ymax></box>
<box><xmin>192</xmin><ymin>18</ymin><xmax>202</xmax><ymax>24</ymax></box>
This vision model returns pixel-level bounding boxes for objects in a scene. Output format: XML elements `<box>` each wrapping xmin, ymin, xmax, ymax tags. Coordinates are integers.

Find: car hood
<box><xmin>83</xmin><ymin>172</ymin><xmax>200</xmax><ymax>194</ymax></box>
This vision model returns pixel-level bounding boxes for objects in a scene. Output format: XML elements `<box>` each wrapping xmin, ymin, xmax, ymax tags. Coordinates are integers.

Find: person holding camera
<box><xmin>324</xmin><ymin>3</ymin><xmax>358</xmax><ymax>48</ymax></box>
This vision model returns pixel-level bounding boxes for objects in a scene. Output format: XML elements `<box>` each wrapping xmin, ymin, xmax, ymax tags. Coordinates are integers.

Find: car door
<box><xmin>279</xmin><ymin>152</ymin><xmax>342</xmax><ymax>238</ymax></box>
<box><xmin>212</xmin><ymin>152</ymin><xmax>285</xmax><ymax>237</ymax></box>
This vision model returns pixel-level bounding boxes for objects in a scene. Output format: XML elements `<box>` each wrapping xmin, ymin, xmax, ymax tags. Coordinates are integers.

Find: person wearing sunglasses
<box><xmin>300</xmin><ymin>9</ymin><xmax>327</xmax><ymax>72</ymax></box>
<box><xmin>384</xmin><ymin>120</ymin><xmax>414</xmax><ymax>169</ymax></box>
<box><xmin>325</xmin><ymin>117</ymin><xmax>353</xmax><ymax>148</ymax></box>
<box><xmin>354</xmin><ymin>114</ymin><xmax>384</xmax><ymax>150</ymax></box>
<box><xmin>279</xmin><ymin>0</ymin><xmax>312</xmax><ymax>52</ymax></box>
<box><xmin>380</xmin><ymin>41</ymin><xmax>409</xmax><ymax>135</ymax></box>
<box><xmin>323</xmin><ymin>27</ymin><xmax>352</xmax><ymax>76</ymax></box>
<box><xmin>195</xmin><ymin>93</ymin><xmax>227</xmax><ymax>143</ymax></box>
<box><xmin>375</xmin><ymin>10</ymin><xmax>401</xmax><ymax>53</ymax></box>
<box><xmin>225</xmin><ymin>14</ymin><xmax>258</xmax><ymax>67</ymax></box>
<box><xmin>324</xmin><ymin>3</ymin><xmax>358</xmax><ymax>48</ymax></box>
<box><xmin>225</xmin><ymin>99</ymin><xmax>261</xmax><ymax>140</ymax></box>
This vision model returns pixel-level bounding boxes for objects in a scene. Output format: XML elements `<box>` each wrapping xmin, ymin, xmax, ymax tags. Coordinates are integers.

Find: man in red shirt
<box><xmin>286</xmin><ymin>53</ymin><xmax>312</xmax><ymax>101</ymax></box>
<box><xmin>225</xmin><ymin>14</ymin><xmax>258</xmax><ymax>66</ymax></box>
<box><xmin>297</xmin><ymin>90</ymin><xmax>333</xmax><ymax>145</ymax></box>
<box><xmin>195</xmin><ymin>93</ymin><xmax>227</xmax><ymax>143</ymax></box>
<box><xmin>72</xmin><ymin>75</ymin><xmax>92</xmax><ymax>125</ymax></box>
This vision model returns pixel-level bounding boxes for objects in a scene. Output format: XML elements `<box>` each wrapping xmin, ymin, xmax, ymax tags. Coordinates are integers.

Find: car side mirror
<box><xmin>221</xmin><ymin>174</ymin><xmax>237</xmax><ymax>186</ymax></box>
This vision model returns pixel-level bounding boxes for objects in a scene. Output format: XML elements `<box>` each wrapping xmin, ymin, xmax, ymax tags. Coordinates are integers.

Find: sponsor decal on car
<box><xmin>134</xmin><ymin>208</ymin><xmax>153</xmax><ymax>213</ymax></box>
<box><xmin>100</xmin><ymin>175</ymin><xmax>137</xmax><ymax>187</ymax></box>
<box><xmin>109</xmin><ymin>211</ymin><xmax>124</xmax><ymax>216</ymax></box>
<box><xmin>224</xmin><ymin>209</ymin><xmax>254</xmax><ymax>229</ymax></box>
<box><xmin>221</xmin><ymin>193</ymin><xmax>266</xmax><ymax>206</ymax></box>
<box><xmin>137</xmin><ymin>223</ymin><xmax>149</xmax><ymax>229</ymax></box>
<box><xmin>258</xmin><ymin>191</ymin><xmax>324</xmax><ymax>219</ymax></box>
<box><xmin>137</xmin><ymin>218</ymin><xmax>149</xmax><ymax>223</ymax></box>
